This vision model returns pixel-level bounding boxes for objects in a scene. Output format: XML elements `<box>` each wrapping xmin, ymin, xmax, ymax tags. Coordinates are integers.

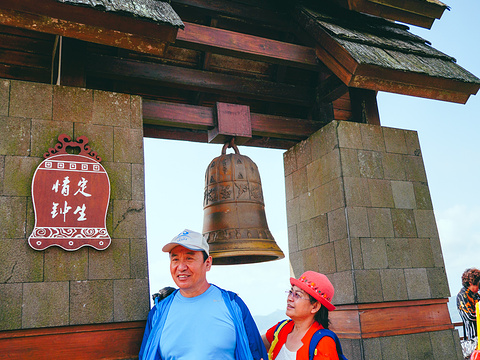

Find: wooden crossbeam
<box><xmin>143</xmin><ymin>100</ymin><xmax>322</xmax><ymax>141</ymax></box>
<box><xmin>87</xmin><ymin>54</ymin><xmax>315</xmax><ymax>106</ymax></box>
<box><xmin>176</xmin><ymin>22</ymin><xmax>319</xmax><ymax>71</ymax></box>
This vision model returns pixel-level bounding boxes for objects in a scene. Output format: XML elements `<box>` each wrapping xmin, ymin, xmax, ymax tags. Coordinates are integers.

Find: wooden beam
<box><xmin>0</xmin><ymin>7</ymin><xmax>174</xmax><ymax>56</ymax></box>
<box><xmin>142</xmin><ymin>100</ymin><xmax>322</xmax><ymax>141</ymax></box>
<box><xmin>87</xmin><ymin>54</ymin><xmax>315</xmax><ymax>106</ymax></box>
<box><xmin>349</xmin><ymin>87</ymin><xmax>380</xmax><ymax>125</ymax></box>
<box><xmin>176</xmin><ymin>22</ymin><xmax>320</xmax><ymax>71</ymax></box>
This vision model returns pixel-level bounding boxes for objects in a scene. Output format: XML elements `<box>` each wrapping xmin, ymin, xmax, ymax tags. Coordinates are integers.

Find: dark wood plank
<box><xmin>176</xmin><ymin>22</ymin><xmax>319</xmax><ymax>70</ymax></box>
<box><xmin>88</xmin><ymin>54</ymin><xmax>314</xmax><ymax>106</ymax></box>
<box><xmin>349</xmin><ymin>87</ymin><xmax>380</xmax><ymax>125</ymax></box>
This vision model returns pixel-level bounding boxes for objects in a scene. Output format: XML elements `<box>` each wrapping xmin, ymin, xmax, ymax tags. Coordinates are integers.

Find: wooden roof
<box><xmin>297</xmin><ymin>4</ymin><xmax>480</xmax><ymax>104</ymax></box>
<box><xmin>0</xmin><ymin>0</ymin><xmax>478</xmax><ymax>148</ymax></box>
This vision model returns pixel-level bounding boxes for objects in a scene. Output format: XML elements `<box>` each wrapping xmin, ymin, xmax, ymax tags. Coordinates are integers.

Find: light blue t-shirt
<box><xmin>159</xmin><ymin>285</ymin><xmax>236</xmax><ymax>360</ymax></box>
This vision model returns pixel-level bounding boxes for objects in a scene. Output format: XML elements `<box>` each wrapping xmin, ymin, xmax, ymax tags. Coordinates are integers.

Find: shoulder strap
<box><xmin>268</xmin><ymin>319</ymin><xmax>290</xmax><ymax>360</ymax></box>
<box><xmin>308</xmin><ymin>329</ymin><xmax>347</xmax><ymax>360</ymax></box>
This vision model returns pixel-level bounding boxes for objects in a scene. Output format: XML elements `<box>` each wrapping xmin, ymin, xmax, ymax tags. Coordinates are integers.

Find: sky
<box><xmin>144</xmin><ymin>1</ymin><xmax>480</xmax><ymax>325</ymax></box>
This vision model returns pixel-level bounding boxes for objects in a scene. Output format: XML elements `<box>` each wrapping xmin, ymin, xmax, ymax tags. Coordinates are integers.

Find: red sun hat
<box><xmin>290</xmin><ymin>271</ymin><xmax>335</xmax><ymax>311</ymax></box>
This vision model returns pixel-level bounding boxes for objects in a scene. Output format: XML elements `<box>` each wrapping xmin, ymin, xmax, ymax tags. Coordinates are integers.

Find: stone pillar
<box><xmin>0</xmin><ymin>79</ymin><xmax>149</xmax><ymax>358</ymax></box>
<box><xmin>284</xmin><ymin>120</ymin><xmax>463</xmax><ymax>359</ymax></box>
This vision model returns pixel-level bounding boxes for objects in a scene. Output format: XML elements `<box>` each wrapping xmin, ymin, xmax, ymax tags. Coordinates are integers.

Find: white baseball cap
<box><xmin>162</xmin><ymin>229</ymin><xmax>209</xmax><ymax>255</ymax></box>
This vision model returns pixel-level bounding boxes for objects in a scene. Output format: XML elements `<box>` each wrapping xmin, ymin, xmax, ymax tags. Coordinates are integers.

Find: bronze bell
<box><xmin>202</xmin><ymin>140</ymin><xmax>285</xmax><ymax>265</ymax></box>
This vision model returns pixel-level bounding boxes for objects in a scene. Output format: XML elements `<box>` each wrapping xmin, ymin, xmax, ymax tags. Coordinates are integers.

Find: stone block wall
<box><xmin>285</xmin><ymin>120</ymin><xmax>449</xmax><ymax>304</ymax></box>
<box><xmin>0</xmin><ymin>79</ymin><xmax>149</xmax><ymax>330</ymax></box>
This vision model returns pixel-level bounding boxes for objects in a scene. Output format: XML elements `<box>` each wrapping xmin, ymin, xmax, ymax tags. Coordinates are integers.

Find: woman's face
<box><xmin>286</xmin><ymin>285</ymin><xmax>319</xmax><ymax>321</ymax></box>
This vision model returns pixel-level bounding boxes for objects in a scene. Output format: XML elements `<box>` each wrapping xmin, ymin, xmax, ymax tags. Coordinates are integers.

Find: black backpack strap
<box><xmin>308</xmin><ymin>329</ymin><xmax>346</xmax><ymax>360</ymax></box>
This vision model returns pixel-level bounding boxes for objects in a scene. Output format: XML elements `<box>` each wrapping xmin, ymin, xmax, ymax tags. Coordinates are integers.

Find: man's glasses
<box><xmin>286</xmin><ymin>289</ymin><xmax>309</xmax><ymax>301</ymax></box>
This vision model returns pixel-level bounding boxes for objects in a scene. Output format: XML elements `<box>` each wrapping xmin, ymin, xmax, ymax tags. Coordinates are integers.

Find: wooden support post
<box><xmin>349</xmin><ymin>87</ymin><xmax>380</xmax><ymax>125</ymax></box>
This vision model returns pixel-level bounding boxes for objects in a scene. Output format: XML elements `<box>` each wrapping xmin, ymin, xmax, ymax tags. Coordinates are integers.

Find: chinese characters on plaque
<box><xmin>28</xmin><ymin>134</ymin><xmax>111</xmax><ymax>251</ymax></box>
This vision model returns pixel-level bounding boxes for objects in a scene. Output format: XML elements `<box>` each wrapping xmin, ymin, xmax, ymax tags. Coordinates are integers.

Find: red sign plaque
<box><xmin>28</xmin><ymin>134</ymin><xmax>111</xmax><ymax>251</ymax></box>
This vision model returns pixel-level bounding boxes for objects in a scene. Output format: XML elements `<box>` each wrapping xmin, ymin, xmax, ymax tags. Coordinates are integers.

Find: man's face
<box><xmin>169</xmin><ymin>245</ymin><xmax>212</xmax><ymax>297</ymax></box>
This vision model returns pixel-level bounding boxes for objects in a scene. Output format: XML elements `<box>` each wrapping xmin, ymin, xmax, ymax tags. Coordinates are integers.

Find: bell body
<box><xmin>203</xmin><ymin>150</ymin><xmax>284</xmax><ymax>265</ymax></box>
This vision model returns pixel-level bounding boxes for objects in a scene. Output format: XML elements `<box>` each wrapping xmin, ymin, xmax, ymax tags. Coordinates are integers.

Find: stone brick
<box><xmin>413</xmin><ymin>181</ymin><xmax>433</xmax><ymax>210</ymax></box>
<box><xmin>404</xmin><ymin>130</ymin><xmax>421</xmax><ymax>156</ymax></box>
<box><xmin>339</xmin><ymin>148</ymin><xmax>360</xmax><ymax>178</ymax></box>
<box><xmin>334</xmin><ymin>238</ymin><xmax>352</xmax><ymax>272</ymax></box>
<box><xmin>22</xmin><ymin>281</ymin><xmax>69</xmax><ymax>328</ymax></box>
<box><xmin>344</xmin><ymin>177</ymin><xmax>370</xmax><ymax>207</ymax></box>
<box><xmin>89</xmin><ymin>239</ymin><xmax>130</xmax><ymax>280</ymax></box>
<box><xmin>315</xmin><ymin>242</ymin><xmax>336</xmax><ymax>274</ymax></box>
<box><xmin>295</xmin><ymin>138</ymin><xmax>311</xmax><ymax>169</ymax></box>
<box><xmin>286</xmin><ymin>197</ymin><xmax>300</xmax><ymax>227</ymax></box>
<box><xmin>132</xmin><ymin>163</ymin><xmax>145</xmax><ymax>201</ymax></box>
<box><xmin>287</xmin><ymin>224</ymin><xmax>298</xmax><ymax>253</ymax></box>
<box><xmin>74</xmin><ymin>123</ymin><xmax>114</xmax><ymax>162</ymax></box>
<box><xmin>30</xmin><ymin>119</ymin><xmax>74</xmax><ymax>157</ymax></box>
<box><xmin>92</xmin><ymin>90</ymin><xmax>130</xmax><ymax>127</ymax></box>
<box><xmin>404</xmin><ymin>155</ymin><xmax>427</xmax><ymax>182</ymax></box>
<box><xmin>44</xmin><ymin>246</ymin><xmax>88</xmax><ymax>281</ymax></box>
<box><xmin>299</xmin><ymin>191</ymin><xmax>315</xmax><ymax>222</ymax></box>
<box><xmin>427</xmin><ymin>267</ymin><xmax>450</xmax><ymax>298</ymax></box>
<box><xmin>3</xmin><ymin>156</ymin><xmax>39</xmax><ymax>196</ymax></box>
<box><xmin>130</xmin><ymin>95</ymin><xmax>143</xmax><ymax>129</ymax></box>
<box><xmin>361</xmin><ymin>238</ymin><xmax>388</xmax><ymax>269</ymax></box>
<box><xmin>70</xmin><ymin>280</ymin><xmax>114</xmax><ymax>325</ymax></box>
<box><xmin>391</xmin><ymin>209</ymin><xmax>417</xmax><ymax>238</ymax></box>
<box><xmin>306</xmin><ymin>158</ymin><xmax>321</xmax><ymax>191</ymax></box>
<box><xmin>283</xmin><ymin>147</ymin><xmax>296</xmax><ymax>176</ymax></box>
<box><xmin>363</xmin><ymin>338</ymin><xmax>382</xmax><ymax>360</ymax></box>
<box><xmin>104</xmin><ymin>161</ymin><xmax>132</xmax><ymax>200</ymax></box>
<box><xmin>114</xmin><ymin>279</ymin><xmax>149</xmax><ymax>321</ymax></box>
<box><xmin>10</xmin><ymin>80</ymin><xmax>53</xmax><ymax>120</ymax></box>
<box><xmin>383</xmin><ymin>127</ymin><xmax>407</xmax><ymax>154</ymax></box>
<box><xmin>0</xmin><ymin>239</ymin><xmax>43</xmax><ymax>283</ymax></box>
<box><xmin>53</xmin><ymin>85</ymin><xmax>93</xmax><ymax>123</ymax></box>
<box><xmin>0</xmin><ymin>79</ymin><xmax>9</xmax><ymax>116</ymax></box>
<box><xmin>0</xmin><ymin>196</ymin><xmax>27</xmax><ymax>239</ymax></box>
<box><xmin>112</xmin><ymin>200</ymin><xmax>146</xmax><ymax>239</ymax></box>
<box><xmin>292</xmin><ymin>166</ymin><xmax>307</xmax><ymax>198</ymax></box>
<box><xmin>367</xmin><ymin>208</ymin><xmax>394</xmax><ymax>238</ymax></box>
<box><xmin>360</xmin><ymin>124</ymin><xmax>385</xmax><ymax>152</ymax></box>
<box><xmin>130</xmin><ymin>238</ymin><xmax>148</xmax><ymax>279</ymax></box>
<box><xmin>350</xmin><ymin>237</ymin><xmax>364</xmax><ymax>270</ymax></box>
<box><xmin>414</xmin><ymin>210</ymin><xmax>439</xmax><ymax>238</ymax></box>
<box><xmin>314</xmin><ymin>178</ymin><xmax>345</xmax><ymax>215</ymax></box>
<box><xmin>297</xmin><ymin>214</ymin><xmax>328</xmax><ymax>250</ymax></box>
<box><xmin>328</xmin><ymin>207</ymin><xmax>347</xmax><ymax>241</ymax></box>
<box><xmin>0</xmin><ymin>155</ymin><xmax>4</xmax><ymax>194</ymax></box>
<box><xmin>409</xmin><ymin>238</ymin><xmax>434</xmax><ymax>268</ymax></box>
<box><xmin>358</xmin><ymin>150</ymin><xmax>383</xmax><ymax>179</ymax></box>
<box><xmin>354</xmin><ymin>270</ymin><xmax>383</xmax><ymax>303</ymax></box>
<box><xmin>385</xmin><ymin>238</ymin><xmax>412</xmax><ymax>268</ymax></box>
<box><xmin>391</xmin><ymin>181</ymin><xmax>415</xmax><ymax>209</ymax></box>
<box><xmin>404</xmin><ymin>268</ymin><xmax>431</xmax><ymax>299</ymax></box>
<box><xmin>337</xmin><ymin>121</ymin><xmax>362</xmax><ymax>149</ymax></box>
<box><xmin>406</xmin><ymin>332</ymin><xmax>434</xmax><ymax>360</ymax></box>
<box><xmin>113</xmin><ymin>127</ymin><xmax>144</xmax><ymax>164</ymax></box>
<box><xmin>303</xmin><ymin>245</ymin><xmax>320</xmax><ymax>272</ymax></box>
<box><xmin>380</xmin><ymin>268</ymin><xmax>408</xmax><ymax>301</ymax></box>
<box><xmin>0</xmin><ymin>283</ymin><xmax>22</xmax><ymax>330</ymax></box>
<box><xmin>382</xmin><ymin>153</ymin><xmax>406</xmax><ymax>180</ymax></box>
<box><xmin>322</xmin><ymin>149</ymin><xmax>341</xmax><ymax>184</ymax></box>
<box><xmin>289</xmin><ymin>250</ymin><xmax>305</xmax><ymax>276</ymax></box>
<box><xmin>430</xmin><ymin>330</ymin><xmax>462</xmax><ymax>360</ymax></box>
<box><xmin>380</xmin><ymin>335</ymin><xmax>409</xmax><ymax>359</ymax></box>
<box><xmin>285</xmin><ymin>173</ymin><xmax>293</xmax><ymax>201</ymax></box>
<box><xmin>331</xmin><ymin>271</ymin><xmax>355</xmax><ymax>304</ymax></box>
<box><xmin>368</xmin><ymin>179</ymin><xmax>394</xmax><ymax>208</ymax></box>
<box><xmin>340</xmin><ymin>339</ymin><xmax>362</xmax><ymax>360</ymax></box>
<box><xmin>310</xmin><ymin>121</ymin><xmax>338</xmax><ymax>161</ymax></box>
<box><xmin>0</xmin><ymin>116</ymin><xmax>30</xmax><ymax>156</ymax></box>
<box><xmin>430</xmin><ymin>237</ymin><xmax>446</xmax><ymax>268</ymax></box>
<box><xmin>452</xmin><ymin>330</ymin><xmax>466</xmax><ymax>360</ymax></box>
<box><xmin>346</xmin><ymin>207</ymin><xmax>370</xmax><ymax>238</ymax></box>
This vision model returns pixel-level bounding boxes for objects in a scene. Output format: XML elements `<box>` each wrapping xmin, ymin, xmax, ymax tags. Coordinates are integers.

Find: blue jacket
<box><xmin>139</xmin><ymin>285</ymin><xmax>268</xmax><ymax>360</ymax></box>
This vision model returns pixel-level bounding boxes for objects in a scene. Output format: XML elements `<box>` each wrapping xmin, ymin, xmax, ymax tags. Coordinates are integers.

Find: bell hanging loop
<box><xmin>202</xmin><ymin>138</ymin><xmax>285</xmax><ymax>265</ymax></box>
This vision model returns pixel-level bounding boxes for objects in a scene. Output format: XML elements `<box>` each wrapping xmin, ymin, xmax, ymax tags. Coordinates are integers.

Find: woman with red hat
<box><xmin>262</xmin><ymin>271</ymin><xmax>343</xmax><ymax>360</ymax></box>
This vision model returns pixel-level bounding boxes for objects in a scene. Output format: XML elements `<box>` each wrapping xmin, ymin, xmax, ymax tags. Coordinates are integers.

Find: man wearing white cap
<box><xmin>139</xmin><ymin>229</ymin><xmax>267</xmax><ymax>360</ymax></box>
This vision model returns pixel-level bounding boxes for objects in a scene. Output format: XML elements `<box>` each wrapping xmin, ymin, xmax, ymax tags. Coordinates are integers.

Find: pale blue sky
<box><xmin>144</xmin><ymin>1</ymin><xmax>480</xmax><ymax>322</ymax></box>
